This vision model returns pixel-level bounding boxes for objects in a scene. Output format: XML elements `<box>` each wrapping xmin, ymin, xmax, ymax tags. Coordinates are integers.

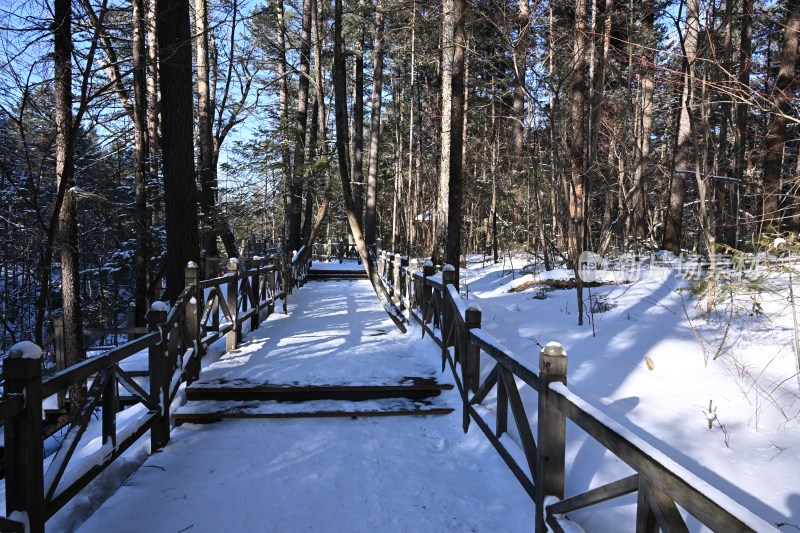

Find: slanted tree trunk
<box><xmin>333</xmin><ymin>0</ymin><xmax>406</xmax><ymax>332</ymax></box>
<box><xmin>55</xmin><ymin>0</ymin><xmax>85</xmax><ymax>416</ymax></box>
<box><xmin>432</xmin><ymin>0</ymin><xmax>454</xmax><ymax>264</ymax></box>
<box><xmin>762</xmin><ymin>0</ymin><xmax>800</xmax><ymax>229</ymax></box>
<box><xmin>158</xmin><ymin>0</ymin><xmax>200</xmax><ymax>299</ymax></box>
<box><xmin>295</xmin><ymin>0</ymin><xmax>333</xmax><ymax>264</ymax></box>
<box><xmin>210</xmin><ymin>0</ymin><xmax>247</xmax><ymax>258</ymax></box>
<box><xmin>662</xmin><ymin>0</ymin><xmax>699</xmax><ymax>253</ymax></box>
<box><xmin>352</xmin><ymin>0</ymin><xmax>366</xmax><ymax>226</ymax></box>
<box><xmin>364</xmin><ymin>0</ymin><xmax>385</xmax><ymax>252</ymax></box>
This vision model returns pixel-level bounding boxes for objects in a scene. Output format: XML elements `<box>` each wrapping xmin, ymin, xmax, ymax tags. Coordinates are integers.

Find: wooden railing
<box><xmin>1</xmin><ymin>256</ymin><xmax>306</xmax><ymax>532</ymax></box>
<box><xmin>377</xmin><ymin>250</ymin><xmax>774</xmax><ymax>533</ymax></box>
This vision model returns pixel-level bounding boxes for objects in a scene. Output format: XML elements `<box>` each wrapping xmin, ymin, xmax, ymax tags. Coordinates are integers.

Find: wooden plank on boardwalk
<box><xmin>186</xmin><ymin>377</ymin><xmax>454</xmax><ymax>402</ymax></box>
<box><xmin>172</xmin><ymin>398</ymin><xmax>454</xmax><ymax>422</ymax></box>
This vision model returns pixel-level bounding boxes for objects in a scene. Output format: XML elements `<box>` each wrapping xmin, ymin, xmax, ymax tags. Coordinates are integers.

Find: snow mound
<box><xmin>8</xmin><ymin>340</ymin><xmax>42</xmax><ymax>359</ymax></box>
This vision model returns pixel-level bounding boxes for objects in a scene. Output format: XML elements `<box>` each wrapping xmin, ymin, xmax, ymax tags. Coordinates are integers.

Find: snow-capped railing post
<box><xmin>4</xmin><ymin>342</ymin><xmax>45</xmax><ymax>533</ymax></box>
<box><xmin>250</xmin><ymin>256</ymin><xmax>263</xmax><ymax>331</ymax></box>
<box><xmin>53</xmin><ymin>315</ymin><xmax>66</xmax><ymax>409</ymax></box>
<box><xmin>535</xmin><ymin>342</ymin><xmax>567</xmax><ymax>533</ymax></box>
<box><xmin>126</xmin><ymin>302</ymin><xmax>138</xmax><ymax>340</ymax></box>
<box><xmin>399</xmin><ymin>256</ymin><xmax>409</xmax><ymax>309</ymax></box>
<box><xmin>267</xmin><ymin>258</ymin><xmax>277</xmax><ymax>315</ymax></box>
<box><xmin>393</xmin><ymin>254</ymin><xmax>402</xmax><ymax>305</ymax></box>
<box><xmin>184</xmin><ymin>262</ymin><xmax>202</xmax><ymax>383</ymax></box>
<box><xmin>442</xmin><ymin>265</ymin><xmax>457</xmax><ymax>351</ymax></box>
<box><xmin>422</xmin><ymin>261</ymin><xmax>435</xmax><ymax>323</ymax></box>
<box><xmin>464</xmin><ymin>305</ymin><xmax>481</xmax><ymax>394</ymax></box>
<box><xmin>148</xmin><ymin>304</ymin><xmax>170</xmax><ymax>452</ymax></box>
<box><xmin>226</xmin><ymin>258</ymin><xmax>241</xmax><ymax>351</ymax></box>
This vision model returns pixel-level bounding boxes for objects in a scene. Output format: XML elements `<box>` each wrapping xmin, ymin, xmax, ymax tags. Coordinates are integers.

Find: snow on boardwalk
<box><xmin>77</xmin><ymin>278</ymin><xmax>534</xmax><ymax>532</ymax></box>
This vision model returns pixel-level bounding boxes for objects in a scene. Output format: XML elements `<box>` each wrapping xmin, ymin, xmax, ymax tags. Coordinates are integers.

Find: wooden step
<box><xmin>186</xmin><ymin>377</ymin><xmax>453</xmax><ymax>403</ymax></box>
<box><xmin>172</xmin><ymin>398</ymin><xmax>454</xmax><ymax>423</ymax></box>
<box><xmin>306</xmin><ymin>271</ymin><xmax>368</xmax><ymax>280</ymax></box>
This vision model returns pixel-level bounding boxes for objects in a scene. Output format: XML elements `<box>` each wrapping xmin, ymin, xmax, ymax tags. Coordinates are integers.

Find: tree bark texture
<box><xmin>364</xmin><ymin>0</ymin><xmax>385</xmax><ymax>250</ymax></box>
<box><xmin>447</xmin><ymin>0</ymin><xmax>466</xmax><ymax>283</ymax></box>
<box><xmin>662</xmin><ymin>0</ymin><xmax>699</xmax><ymax>253</ymax></box>
<box><xmin>196</xmin><ymin>0</ymin><xmax>218</xmax><ymax>257</ymax></box>
<box><xmin>133</xmin><ymin>0</ymin><xmax>150</xmax><ymax>328</ymax></box>
<box><xmin>569</xmin><ymin>0</ymin><xmax>588</xmax><ymax>325</ymax></box>
<box><xmin>432</xmin><ymin>0</ymin><xmax>454</xmax><ymax>264</ymax></box>
<box><xmin>762</xmin><ymin>0</ymin><xmax>800</xmax><ymax>229</ymax></box>
<box><xmin>55</xmin><ymin>0</ymin><xmax>86</xmax><ymax>416</ymax></box>
<box><xmin>333</xmin><ymin>0</ymin><xmax>406</xmax><ymax>332</ymax></box>
<box><xmin>158</xmin><ymin>0</ymin><xmax>200</xmax><ymax>300</ymax></box>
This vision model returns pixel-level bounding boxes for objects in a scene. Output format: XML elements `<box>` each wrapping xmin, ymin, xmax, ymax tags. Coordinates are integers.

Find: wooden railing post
<box><xmin>226</xmin><ymin>258</ymin><xmax>240</xmax><ymax>351</ymax></box>
<box><xmin>536</xmin><ymin>342</ymin><xmax>567</xmax><ymax>533</ymax></box>
<box><xmin>400</xmin><ymin>256</ymin><xmax>409</xmax><ymax>308</ymax></box>
<box><xmin>148</xmin><ymin>305</ymin><xmax>170</xmax><ymax>452</ymax></box>
<box><xmin>53</xmin><ymin>315</ymin><xmax>66</xmax><ymax>410</ymax></box>
<box><xmin>126</xmin><ymin>302</ymin><xmax>138</xmax><ymax>340</ymax></box>
<box><xmin>393</xmin><ymin>254</ymin><xmax>402</xmax><ymax>304</ymax></box>
<box><xmin>184</xmin><ymin>262</ymin><xmax>202</xmax><ymax>383</ymax></box>
<box><xmin>251</xmin><ymin>256</ymin><xmax>262</xmax><ymax>331</ymax></box>
<box><xmin>4</xmin><ymin>342</ymin><xmax>45</xmax><ymax>533</ymax></box>
<box><xmin>442</xmin><ymin>265</ymin><xmax>456</xmax><ymax>349</ymax></box>
<box><xmin>267</xmin><ymin>258</ymin><xmax>277</xmax><ymax>315</ymax></box>
<box><xmin>422</xmin><ymin>261</ymin><xmax>435</xmax><ymax>322</ymax></box>
<box><xmin>464</xmin><ymin>305</ymin><xmax>481</xmax><ymax>394</ymax></box>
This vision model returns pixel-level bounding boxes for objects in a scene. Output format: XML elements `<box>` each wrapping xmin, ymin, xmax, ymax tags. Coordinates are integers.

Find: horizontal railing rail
<box><xmin>1</xmin><ymin>254</ymin><xmax>305</xmax><ymax>532</ymax></box>
<box><xmin>378</xmin><ymin>249</ymin><xmax>775</xmax><ymax>533</ymax></box>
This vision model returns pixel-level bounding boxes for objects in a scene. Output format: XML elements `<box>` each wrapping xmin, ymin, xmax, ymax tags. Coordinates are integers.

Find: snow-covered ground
<box><xmin>73</xmin><ymin>277</ymin><xmax>534</xmax><ymax>532</ymax></box>
<box><xmin>21</xmin><ymin>254</ymin><xmax>800</xmax><ymax>531</ymax></box>
<box><xmin>458</xmin><ymin>252</ymin><xmax>800</xmax><ymax>530</ymax></box>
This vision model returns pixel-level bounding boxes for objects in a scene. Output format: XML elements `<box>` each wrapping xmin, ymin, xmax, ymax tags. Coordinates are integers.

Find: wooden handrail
<box><xmin>41</xmin><ymin>333</ymin><xmax>159</xmax><ymax>398</ymax></box>
<box><xmin>381</xmin><ymin>248</ymin><xmax>774</xmax><ymax>532</ymax></box>
<box><xmin>0</xmin><ymin>256</ymin><xmax>293</xmax><ymax>531</ymax></box>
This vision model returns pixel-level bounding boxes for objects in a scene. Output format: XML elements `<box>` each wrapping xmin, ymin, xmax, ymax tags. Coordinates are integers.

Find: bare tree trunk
<box><xmin>196</xmin><ymin>0</ymin><xmax>217</xmax><ymax>257</ymax></box>
<box><xmin>158</xmin><ymin>0</ymin><xmax>200</xmax><ymax>299</ymax></box>
<box><xmin>569</xmin><ymin>0</ymin><xmax>588</xmax><ymax>325</ymax></box>
<box><xmin>364</xmin><ymin>0</ymin><xmax>385</xmax><ymax>251</ymax></box>
<box><xmin>406</xmin><ymin>0</ymin><xmax>417</xmax><ymax>253</ymax></box>
<box><xmin>276</xmin><ymin>0</ymin><xmax>295</xmax><ymax>255</ymax></box>
<box><xmin>662</xmin><ymin>0</ymin><xmax>699</xmax><ymax>254</ymax></box>
<box><xmin>133</xmin><ymin>0</ymin><xmax>150</xmax><ymax>328</ymax></box>
<box><xmin>333</xmin><ymin>0</ymin><xmax>406</xmax><ymax>332</ymax></box>
<box><xmin>293</xmin><ymin>0</ymin><xmax>313</xmax><ymax>250</ymax></box>
<box><xmin>447</xmin><ymin>0</ymin><xmax>466</xmax><ymax>282</ymax></box>
<box><xmin>762</xmin><ymin>0</ymin><xmax>800</xmax><ymax>229</ymax></box>
<box><xmin>352</xmin><ymin>0</ymin><xmax>366</xmax><ymax>226</ymax></box>
<box><xmin>146</xmin><ymin>0</ymin><xmax>161</xmax><ymax>227</ymax></box>
<box><xmin>631</xmin><ymin>0</ymin><xmax>653</xmax><ymax>241</ymax></box>
<box><xmin>55</xmin><ymin>0</ymin><xmax>85</xmax><ymax>415</ymax></box>
<box><xmin>733</xmin><ymin>0</ymin><xmax>752</xmax><ymax>245</ymax></box>
<box><xmin>432</xmin><ymin>0</ymin><xmax>454</xmax><ymax>264</ymax></box>
<box><xmin>512</xmin><ymin>0</ymin><xmax>529</xmax><ymax>160</ymax></box>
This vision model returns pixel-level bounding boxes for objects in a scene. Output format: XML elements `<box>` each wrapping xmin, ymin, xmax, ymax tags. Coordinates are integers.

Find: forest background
<box><xmin>0</xmin><ymin>0</ymin><xmax>798</xmax><ymax>374</ymax></box>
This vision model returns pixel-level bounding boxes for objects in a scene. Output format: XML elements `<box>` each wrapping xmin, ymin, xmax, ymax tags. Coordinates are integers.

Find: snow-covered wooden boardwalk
<box><xmin>75</xmin><ymin>275</ymin><xmax>534</xmax><ymax>531</ymax></box>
